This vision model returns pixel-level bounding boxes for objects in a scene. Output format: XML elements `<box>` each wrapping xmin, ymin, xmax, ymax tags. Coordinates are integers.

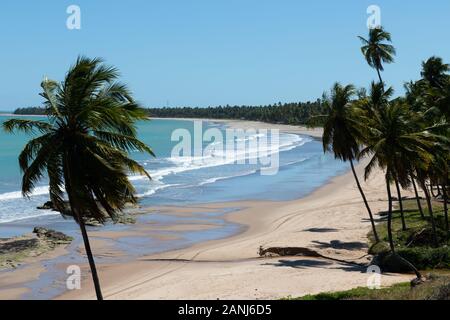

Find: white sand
<box><xmin>58</xmin><ymin>122</ymin><xmax>414</xmax><ymax>300</ymax></box>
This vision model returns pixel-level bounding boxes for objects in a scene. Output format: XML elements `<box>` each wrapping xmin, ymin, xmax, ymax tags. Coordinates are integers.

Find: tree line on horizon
<box><xmin>14</xmin><ymin>100</ymin><xmax>327</xmax><ymax>126</ymax></box>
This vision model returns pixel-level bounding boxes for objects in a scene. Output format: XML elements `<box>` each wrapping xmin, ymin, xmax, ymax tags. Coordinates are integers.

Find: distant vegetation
<box><xmin>14</xmin><ymin>101</ymin><xmax>326</xmax><ymax>125</ymax></box>
<box><xmin>147</xmin><ymin>100</ymin><xmax>325</xmax><ymax>125</ymax></box>
<box><xmin>13</xmin><ymin>107</ymin><xmax>46</xmax><ymax>115</ymax></box>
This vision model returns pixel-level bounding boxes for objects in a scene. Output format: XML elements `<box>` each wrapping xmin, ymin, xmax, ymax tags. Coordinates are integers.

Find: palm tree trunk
<box><xmin>350</xmin><ymin>159</ymin><xmax>379</xmax><ymax>242</ymax></box>
<box><xmin>386</xmin><ymin>178</ymin><xmax>422</xmax><ymax>279</ymax></box>
<box><xmin>411</xmin><ymin>176</ymin><xmax>425</xmax><ymax>219</ymax></box>
<box><xmin>395</xmin><ymin>179</ymin><xmax>407</xmax><ymax>231</ymax></box>
<box><xmin>376</xmin><ymin>68</ymin><xmax>383</xmax><ymax>85</ymax></box>
<box><xmin>420</xmin><ymin>179</ymin><xmax>438</xmax><ymax>247</ymax></box>
<box><xmin>430</xmin><ymin>182</ymin><xmax>438</xmax><ymax>198</ymax></box>
<box><xmin>78</xmin><ymin>217</ymin><xmax>104</xmax><ymax>301</ymax></box>
<box><xmin>443</xmin><ymin>183</ymin><xmax>449</xmax><ymax>233</ymax></box>
<box><xmin>63</xmin><ymin>153</ymin><xmax>104</xmax><ymax>300</ymax></box>
<box><xmin>386</xmin><ymin>180</ymin><xmax>396</xmax><ymax>253</ymax></box>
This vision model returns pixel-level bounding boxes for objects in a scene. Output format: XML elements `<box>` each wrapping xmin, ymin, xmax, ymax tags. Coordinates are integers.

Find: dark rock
<box><xmin>37</xmin><ymin>201</ymin><xmax>55</xmax><ymax>210</ymax></box>
<box><xmin>33</xmin><ymin>227</ymin><xmax>73</xmax><ymax>243</ymax></box>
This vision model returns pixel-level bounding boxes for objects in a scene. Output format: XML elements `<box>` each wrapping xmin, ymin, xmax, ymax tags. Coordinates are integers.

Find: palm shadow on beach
<box><xmin>262</xmin><ymin>259</ymin><xmax>365</xmax><ymax>273</ymax></box>
<box><xmin>311</xmin><ymin>240</ymin><xmax>367</xmax><ymax>251</ymax></box>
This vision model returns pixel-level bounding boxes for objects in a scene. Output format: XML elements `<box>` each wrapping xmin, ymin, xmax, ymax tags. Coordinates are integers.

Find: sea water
<box><xmin>0</xmin><ymin>116</ymin><xmax>349</xmax><ymax>226</ymax></box>
<box><xmin>0</xmin><ymin>116</ymin><xmax>351</xmax><ymax>299</ymax></box>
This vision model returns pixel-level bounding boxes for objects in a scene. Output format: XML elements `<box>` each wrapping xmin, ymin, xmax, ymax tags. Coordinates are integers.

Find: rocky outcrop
<box><xmin>0</xmin><ymin>228</ymin><xmax>73</xmax><ymax>270</ymax></box>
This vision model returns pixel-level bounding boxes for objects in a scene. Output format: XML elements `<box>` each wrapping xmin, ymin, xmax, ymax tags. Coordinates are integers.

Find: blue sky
<box><xmin>0</xmin><ymin>0</ymin><xmax>449</xmax><ymax>110</ymax></box>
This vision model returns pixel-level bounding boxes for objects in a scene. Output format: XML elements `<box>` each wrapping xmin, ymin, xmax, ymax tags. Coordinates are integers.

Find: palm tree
<box><xmin>410</xmin><ymin>173</ymin><xmax>425</xmax><ymax>219</ymax></box>
<box><xmin>421</xmin><ymin>56</ymin><xmax>450</xmax><ymax>89</ymax></box>
<box><xmin>359</xmin><ymin>27</ymin><xmax>396</xmax><ymax>85</ymax></box>
<box><xmin>359</xmin><ymin>102</ymin><xmax>444</xmax><ymax>279</ymax></box>
<box><xmin>2</xmin><ymin>57</ymin><xmax>154</xmax><ymax>300</ymax></box>
<box><xmin>309</xmin><ymin>83</ymin><xmax>380</xmax><ymax>242</ymax></box>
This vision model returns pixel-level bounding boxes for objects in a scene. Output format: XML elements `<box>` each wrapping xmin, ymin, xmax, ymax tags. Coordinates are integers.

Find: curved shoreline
<box><xmin>58</xmin><ymin>122</ymin><xmax>412</xmax><ymax>300</ymax></box>
<box><xmin>1</xmin><ymin>120</ymin><xmax>413</xmax><ymax>300</ymax></box>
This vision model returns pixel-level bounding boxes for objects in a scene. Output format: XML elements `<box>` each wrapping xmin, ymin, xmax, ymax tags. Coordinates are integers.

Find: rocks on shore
<box><xmin>37</xmin><ymin>200</ymin><xmax>138</xmax><ymax>226</ymax></box>
<box><xmin>0</xmin><ymin>228</ymin><xmax>73</xmax><ymax>270</ymax></box>
<box><xmin>33</xmin><ymin>227</ymin><xmax>73</xmax><ymax>243</ymax></box>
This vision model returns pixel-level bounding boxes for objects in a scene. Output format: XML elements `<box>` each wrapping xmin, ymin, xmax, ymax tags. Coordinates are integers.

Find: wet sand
<box><xmin>1</xmin><ymin>120</ymin><xmax>414</xmax><ymax>300</ymax></box>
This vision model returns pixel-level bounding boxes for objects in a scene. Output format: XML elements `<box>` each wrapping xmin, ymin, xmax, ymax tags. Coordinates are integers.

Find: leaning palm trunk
<box><xmin>386</xmin><ymin>179</ymin><xmax>422</xmax><ymax>279</ymax></box>
<box><xmin>437</xmin><ymin>185</ymin><xmax>442</xmax><ymax>197</ymax></box>
<box><xmin>376</xmin><ymin>68</ymin><xmax>383</xmax><ymax>85</ymax></box>
<box><xmin>411</xmin><ymin>176</ymin><xmax>425</xmax><ymax>219</ymax></box>
<box><xmin>350</xmin><ymin>159</ymin><xmax>379</xmax><ymax>242</ymax></box>
<box><xmin>78</xmin><ymin>216</ymin><xmax>103</xmax><ymax>300</ymax></box>
<box><xmin>419</xmin><ymin>179</ymin><xmax>439</xmax><ymax>247</ymax></box>
<box><xmin>63</xmin><ymin>155</ymin><xmax>103</xmax><ymax>301</ymax></box>
<box><xmin>443</xmin><ymin>184</ymin><xmax>449</xmax><ymax>233</ymax></box>
<box><xmin>430</xmin><ymin>183</ymin><xmax>438</xmax><ymax>198</ymax></box>
<box><xmin>395</xmin><ymin>179</ymin><xmax>407</xmax><ymax>231</ymax></box>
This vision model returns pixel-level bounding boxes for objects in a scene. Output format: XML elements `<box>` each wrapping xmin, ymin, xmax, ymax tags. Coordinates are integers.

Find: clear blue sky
<box><xmin>0</xmin><ymin>0</ymin><xmax>449</xmax><ymax>110</ymax></box>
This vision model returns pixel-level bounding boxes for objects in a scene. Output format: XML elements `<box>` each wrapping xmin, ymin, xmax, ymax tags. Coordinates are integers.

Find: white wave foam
<box><xmin>126</xmin><ymin>133</ymin><xmax>310</xmax><ymax>183</ymax></box>
<box><xmin>198</xmin><ymin>170</ymin><xmax>258</xmax><ymax>186</ymax></box>
<box><xmin>0</xmin><ymin>186</ymin><xmax>49</xmax><ymax>202</ymax></box>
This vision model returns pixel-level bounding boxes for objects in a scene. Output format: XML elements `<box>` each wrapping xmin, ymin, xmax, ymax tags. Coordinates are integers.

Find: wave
<box><xmin>198</xmin><ymin>170</ymin><xmax>258</xmax><ymax>186</ymax></box>
<box><xmin>131</xmin><ymin>133</ymin><xmax>310</xmax><ymax>182</ymax></box>
<box><xmin>137</xmin><ymin>183</ymin><xmax>181</xmax><ymax>197</ymax></box>
<box><xmin>0</xmin><ymin>210</ymin><xmax>59</xmax><ymax>224</ymax></box>
<box><xmin>0</xmin><ymin>132</ymin><xmax>312</xmax><ymax>223</ymax></box>
<box><xmin>0</xmin><ymin>186</ymin><xmax>49</xmax><ymax>202</ymax></box>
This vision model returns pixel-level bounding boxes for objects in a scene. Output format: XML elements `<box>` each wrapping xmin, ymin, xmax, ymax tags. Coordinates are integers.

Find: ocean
<box><xmin>0</xmin><ymin>116</ymin><xmax>352</xmax><ymax>299</ymax></box>
<box><xmin>0</xmin><ymin>116</ymin><xmax>349</xmax><ymax>227</ymax></box>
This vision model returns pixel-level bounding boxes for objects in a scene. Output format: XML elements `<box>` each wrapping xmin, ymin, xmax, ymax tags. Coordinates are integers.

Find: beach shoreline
<box><xmin>57</xmin><ymin>120</ymin><xmax>412</xmax><ymax>300</ymax></box>
<box><xmin>0</xmin><ymin>119</ymin><xmax>413</xmax><ymax>300</ymax></box>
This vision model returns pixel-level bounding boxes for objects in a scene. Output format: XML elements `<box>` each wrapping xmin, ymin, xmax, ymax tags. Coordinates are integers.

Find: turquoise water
<box><xmin>0</xmin><ymin>116</ymin><xmax>350</xmax><ymax>299</ymax></box>
<box><xmin>0</xmin><ymin>116</ymin><xmax>349</xmax><ymax>225</ymax></box>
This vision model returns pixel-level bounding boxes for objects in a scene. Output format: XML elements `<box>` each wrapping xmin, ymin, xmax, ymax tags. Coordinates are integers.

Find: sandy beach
<box><xmin>49</xmin><ymin>120</ymin><xmax>411</xmax><ymax>300</ymax></box>
<box><xmin>0</xmin><ymin>120</ymin><xmax>415</xmax><ymax>300</ymax></box>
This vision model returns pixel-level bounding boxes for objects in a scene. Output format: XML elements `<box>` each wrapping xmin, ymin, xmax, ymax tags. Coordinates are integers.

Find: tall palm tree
<box><xmin>309</xmin><ymin>83</ymin><xmax>380</xmax><ymax>242</ymax></box>
<box><xmin>359</xmin><ymin>102</ymin><xmax>443</xmax><ymax>279</ymax></box>
<box><xmin>2</xmin><ymin>57</ymin><xmax>154</xmax><ymax>300</ymax></box>
<box><xmin>359</xmin><ymin>27</ymin><xmax>396</xmax><ymax>85</ymax></box>
<box><xmin>358</xmin><ymin>84</ymin><xmax>407</xmax><ymax>231</ymax></box>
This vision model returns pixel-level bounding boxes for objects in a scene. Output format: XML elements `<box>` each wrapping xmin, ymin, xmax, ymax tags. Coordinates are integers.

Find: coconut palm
<box><xmin>357</xmin><ymin>84</ymin><xmax>407</xmax><ymax>231</ymax></box>
<box><xmin>2</xmin><ymin>56</ymin><xmax>154</xmax><ymax>300</ymax></box>
<box><xmin>359</xmin><ymin>102</ymin><xmax>446</xmax><ymax>278</ymax></box>
<box><xmin>421</xmin><ymin>56</ymin><xmax>450</xmax><ymax>89</ymax></box>
<box><xmin>359</xmin><ymin>27</ymin><xmax>396</xmax><ymax>84</ymax></box>
<box><xmin>309</xmin><ymin>83</ymin><xmax>380</xmax><ymax>242</ymax></box>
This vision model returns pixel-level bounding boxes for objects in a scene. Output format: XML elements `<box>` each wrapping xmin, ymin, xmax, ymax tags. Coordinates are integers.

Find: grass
<box><xmin>288</xmin><ymin>274</ymin><xmax>450</xmax><ymax>300</ymax></box>
<box><xmin>284</xmin><ymin>198</ymin><xmax>450</xmax><ymax>300</ymax></box>
<box><xmin>368</xmin><ymin>199</ymin><xmax>450</xmax><ymax>271</ymax></box>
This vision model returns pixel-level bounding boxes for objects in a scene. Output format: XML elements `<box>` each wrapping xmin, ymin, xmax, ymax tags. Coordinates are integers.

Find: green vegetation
<box><xmin>289</xmin><ymin>274</ymin><xmax>450</xmax><ymax>300</ymax></box>
<box><xmin>309</xmin><ymin>27</ymin><xmax>449</xmax><ymax>281</ymax></box>
<box><xmin>2</xmin><ymin>56</ymin><xmax>154</xmax><ymax>300</ymax></box>
<box><xmin>369</xmin><ymin>200</ymin><xmax>450</xmax><ymax>271</ymax></box>
<box><xmin>14</xmin><ymin>101</ymin><xmax>326</xmax><ymax>126</ymax></box>
<box><xmin>0</xmin><ymin>228</ymin><xmax>73</xmax><ymax>270</ymax></box>
<box><xmin>13</xmin><ymin>107</ymin><xmax>46</xmax><ymax>115</ymax></box>
<box><xmin>147</xmin><ymin>101</ymin><xmax>325</xmax><ymax>125</ymax></box>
